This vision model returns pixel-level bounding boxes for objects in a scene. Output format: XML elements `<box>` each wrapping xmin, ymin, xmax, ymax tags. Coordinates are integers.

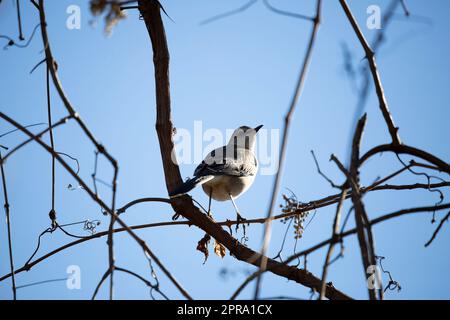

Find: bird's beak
<box><xmin>254</xmin><ymin>125</ymin><xmax>263</xmax><ymax>132</ymax></box>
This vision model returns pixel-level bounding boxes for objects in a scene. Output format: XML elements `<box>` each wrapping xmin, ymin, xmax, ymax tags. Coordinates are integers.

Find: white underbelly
<box><xmin>202</xmin><ymin>175</ymin><xmax>255</xmax><ymax>201</ymax></box>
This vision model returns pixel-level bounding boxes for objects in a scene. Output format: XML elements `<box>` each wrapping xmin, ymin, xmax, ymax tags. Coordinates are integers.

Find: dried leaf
<box><xmin>214</xmin><ymin>239</ymin><xmax>226</xmax><ymax>259</ymax></box>
<box><xmin>196</xmin><ymin>233</ymin><xmax>211</xmax><ymax>264</ymax></box>
<box><xmin>90</xmin><ymin>0</ymin><xmax>107</xmax><ymax>16</ymax></box>
<box><xmin>89</xmin><ymin>0</ymin><xmax>127</xmax><ymax>35</ymax></box>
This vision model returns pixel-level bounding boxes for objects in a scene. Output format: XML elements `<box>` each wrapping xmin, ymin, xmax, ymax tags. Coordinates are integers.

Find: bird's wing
<box><xmin>194</xmin><ymin>146</ymin><xmax>257</xmax><ymax>177</ymax></box>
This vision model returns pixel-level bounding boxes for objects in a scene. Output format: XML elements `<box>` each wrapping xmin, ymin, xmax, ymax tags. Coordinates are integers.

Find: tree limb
<box><xmin>137</xmin><ymin>0</ymin><xmax>349</xmax><ymax>300</ymax></box>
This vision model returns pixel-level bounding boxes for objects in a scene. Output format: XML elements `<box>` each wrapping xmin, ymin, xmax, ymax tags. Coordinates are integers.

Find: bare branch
<box><xmin>400</xmin><ymin>0</ymin><xmax>411</xmax><ymax>17</ymax></box>
<box><xmin>115</xmin><ymin>266</ymin><xmax>169</xmax><ymax>300</ymax></box>
<box><xmin>0</xmin><ymin>150</ymin><xmax>17</xmax><ymax>299</ymax></box>
<box><xmin>424</xmin><ymin>211</ymin><xmax>450</xmax><ymax>247</ymax></box>
<box><xmin>0</xmin><ymin>116</ymin><xmax>71</xmax><ymax>164</ymax></box>
<box><xmin>91</xmin><ymin>269</ymin><xmax>111</xmax><ymax>300</ymax></box>
<box><xmin>38</xmin><ymin>0</ymin><xmax>122</xmax><ymax>298</ymax></box>
<box><xmin>311</xmin><ymin>150</ymin><xmax>342</xmax><ymax>189</ymax></box>
<box><xmin>254</xmin><ymin>0</ymin><xmax>322</xmax><ymax>299</ymax></box>
<box><xmin>348</xmin><ymin>114</ymin><xmax>380</xmax><ymax>300</ymax></box>
<box><xmin>360</xmin><ymin>144</ymin><xmax>450</xmax><ymax>175</ymax></box>
<box><xmin>262</xmin><ymin>0</ymin><xmax>314</xmax><ymax>21</ymax></box>
<box><xmin>0</xmin><ymin>111</ymin><xmax>192</xmax><ymax>300</ymax></box>
<box><xmin>138</xmin><ymin>0</ymin><xmax>350</xmax><ymax>300</ymax></box>
<box><xmin>199</xmin><ymin>0</ymin><xmax>258</xmax><ymax>25</ymax></box>
<box><xmin>339</xmin><ymin>0</ymin><xmax>401</xmax><ymax>145</ymax></box>
<box><xmin>231</xmin><ymin>201</ymin><xmax>450</xmax><ymax>298</ymax></box>
<box><xmin>46</xmin><ymin>66</ymin><xmax>56</xmax><ymax>228</ymax></box>
<box><xmin>319</xmin><ymin>189</ymin><xmax>347</xmax><ymax>299</ymax></box>
<box><xmin>117</xmin><ymin>197</ymin><xmax>173</xmax><ymax>214</ymax></box>
<box><xmin>16</xmin><ymin>0</ymin><xmax>24</xmax><ymax>41</ymax></box>
<box><xmin>38</xmin><ymin>0</ymin><xmax>118</xmax><ymax>169</ymax></box>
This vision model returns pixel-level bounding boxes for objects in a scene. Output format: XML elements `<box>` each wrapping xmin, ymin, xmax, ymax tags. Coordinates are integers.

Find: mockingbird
<box><xmin>170</xmin><ymin>125</ymin><xmax>263</xmax><ymax>223</ymax></box>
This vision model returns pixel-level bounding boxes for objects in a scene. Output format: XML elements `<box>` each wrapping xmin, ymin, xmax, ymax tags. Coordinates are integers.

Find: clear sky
<box><xmin>0</xmin><ymin>0</ymin><xmax>449</xmax><ymax>300</ymax></box>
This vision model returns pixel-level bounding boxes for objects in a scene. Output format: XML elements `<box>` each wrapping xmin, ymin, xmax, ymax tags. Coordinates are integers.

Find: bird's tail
<box><xmin>169</xmin><ymin>175</ymin><xmax>213</xmax><ymax>198</ymax></box>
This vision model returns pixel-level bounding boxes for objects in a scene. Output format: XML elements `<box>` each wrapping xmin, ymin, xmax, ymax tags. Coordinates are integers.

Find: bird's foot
<box><xmin>207</xmin><ymin>210</ymin><xmax>215</xmax><ymax>221</ymax></box>
<box><xmin>236</xmin><ymin>212</ymin><xmax>246</xmax><ymax>223</ymax></box>
<box><xmin>235</xmin><ymin>212</ymin><xmax>248</xmax><ymax>237</ymax></box>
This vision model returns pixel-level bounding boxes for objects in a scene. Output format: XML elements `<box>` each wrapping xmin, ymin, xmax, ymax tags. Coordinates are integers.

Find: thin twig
<box><xmin>262</xmin><ymin>0</ymin><xmax>313</xmax><ymax>21</ymax></box>
<box><xmin>16</xmin><ymin>278</ymin><xmax>66</xmax><ymax>289</ymax></box>
<box><xmin>339</xmin><ymin>0</ymin><xmax>401</xmax><ymax>145</ymax></box>
<box><xmin>347</xmin><ymin>114</ymin><xmax>380</xmax><ymax>300</ymax></box>
<box><xmin>115</xmin><ymin>266</ymin><xmax>169</xmax><ymax>300</ymax></box>
<box><xmin>424</xmin><ymin>211</ymin><xmax>450</xmax><ymax>247</ymax></box>
<box><xmin>230</xmin><ymin>201</ymin><xmax>450</xmax><ymax>299</ymax></box>
<box><xmin>0</xmin><ymin>111</ymin><xmax>192</xmax><ymax>300</ymax></box>
<box><xmin>0</xmin><ymin>122</ymin><xmax>47</xmax><ymax>139</ymax></box>
<box><xmin>46</xmin><ymin>65</ymin><xmax>57</xmax><ymax>227</ymax></box>
<box><xmin>360</xmin><ymin>144</ymin><xmax>450</xmax><ymax>175</ymax></box>
<box><xmin>400</xmin><ymin>0</ymin><xmax>410</xmax><ymax>17</ymax></box>
<box><xmin>3</xmin><ymin>200</ymin><xmax>449</xmax><ymax>293</ymax></box>
<box><xmin>91</xmin><ymin>269</ymin><xmax>111</xmax><ymax>300</ymax></box>
<box><xmin>30</xmin><ymin>58</ymin><xmax>46</xmax><ymax>74</ymax></box>
<box><xmin>272</xmin><ymin>216</ymin><xmax>294</xmax><ymax>262</ymax></box>
<box><xmin>344</xmin><ymin>0</ymin><xmax>400</xmax><ymax>164</ymax></box>
<box><xmin>38</xmin><ymin>0</ymin><xmax>118</xmax><ymax>170</ymax></box>
<box><xmin>117</xmin><ymin>197</ymin><xmax>172</xmax><ymax>214</ymax></box>
<box><xmin>0</xmin><ymin>150</ymin><xmax>17</xmax><ymax>299</ymax></box>
<box><xmin>16</xmin><ymin>0</ymin><xmax>24</xmax><ymax>40</ymax></box>
<box><xmin>311</xmin><ymin>150</ymin><xmax>341</xmax><ymax>189</ymax></box>
<box><xmin>199</xmin><ymin>0</ymin><xmax>258</xmax><ymax>25</ymax></box>
<box><xmin>319</xmin><ymin>189</ymin><xmax>347</xmax><ymax>299</ymax></box>
<box><xmin>254</xmin><ymin>0</ymin><xmax>322</xmax><ymax>299</ymax></box>
<box><xmin>0</xmin><ymin>116</ymin><xmax>71</xmax><ymax>164</ymax></box>
<box><xmin>30</xmin><ymin>0</ymin><xmax>39</xmax><ymax>10</ymax></box>
<box><xmin>1</xmin><ymin>24</ymin><xmax>41</xmax><ymax>50</ymax></box>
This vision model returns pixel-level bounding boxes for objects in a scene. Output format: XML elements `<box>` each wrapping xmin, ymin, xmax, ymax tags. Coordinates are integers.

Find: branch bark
<box><xmin>319</xmin><ymin>189</ymin><xmax>347</xmax><ymax>299</ymax></box>
<box><xmin>230</xmin><ymin>201</ymin><xmax>450</xmax><ymax>298</ymax></box>
<box><xmin>137</xmin><ymin>0</ymin><xmax>349</xmax><ymax>300</ymax></box>
<box><xmin>0</xmin><ymin>111</ymin><xmax>192</xmax><ymax>300</ymax></box>
<box><xmin>339</xmin><ymin>0</ymin><xmax>401</xmax><ymax>145</ymax></box>
<box><xmin>348</xmin><ymin>114</ymin><xmax>380</xmax><ymax>300</ymax></box>
<box><xmin>255</xmin><ymin>0</ymin><xmax>322</xmax><ymax>299</ymax></box>
<box><xmin>0</xmin><ymin>150</ymin><xmax>16</xmax><ymax>299</ymax></box>
<box><xmin>38</xmin><ymin>0</ymin><xmax>120</xmax><ymax>298</ymax></box>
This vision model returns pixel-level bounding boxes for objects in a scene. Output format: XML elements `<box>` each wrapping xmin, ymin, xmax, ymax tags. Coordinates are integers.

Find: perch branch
<box><xmin>137</xmin><ymin>0</ymin><xmax>349</xmax><ymax>300</ymax></box>
<box><xmin>255</xmin><ymin>0</ymin><xmax>322</xmax><ymax>299</ymax></box>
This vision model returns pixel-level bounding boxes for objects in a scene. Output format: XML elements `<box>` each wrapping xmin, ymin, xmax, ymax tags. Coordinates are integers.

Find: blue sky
<box><xmin>0</xmin><ymin>0</ymin><xmax>449</xmax><ymax>300</ymax></box>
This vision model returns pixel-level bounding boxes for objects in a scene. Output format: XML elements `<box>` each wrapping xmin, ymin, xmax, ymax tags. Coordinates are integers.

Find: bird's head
<box><xmin>228</xmin><ymin>125</ymin><xmax>263</xmax><ymax>150</ymax></box>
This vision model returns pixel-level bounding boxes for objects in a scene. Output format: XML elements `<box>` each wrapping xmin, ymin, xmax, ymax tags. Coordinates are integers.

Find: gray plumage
<box><xmin>170</xmin><ymin>125</ymin><xmax>262</xmax><ymax>215</ymax></box>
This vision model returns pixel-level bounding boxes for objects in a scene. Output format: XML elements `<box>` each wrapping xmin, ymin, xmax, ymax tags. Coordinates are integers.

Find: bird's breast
<box><xmin>202</xmin><ymin>175</ymin><xmax>255</xmax><ymax>201</ymax></box>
